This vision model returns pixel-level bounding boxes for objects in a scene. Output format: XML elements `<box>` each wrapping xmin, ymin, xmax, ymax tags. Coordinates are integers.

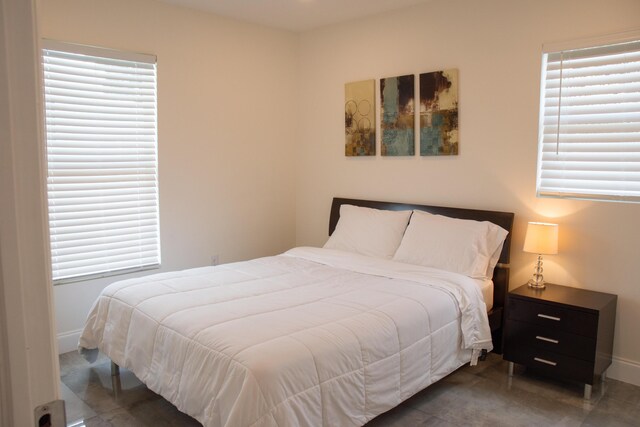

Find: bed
<box><xmin>79</xmin><ymin>197</ymin><xmax>514</xmax><ymax>427</ymax></box>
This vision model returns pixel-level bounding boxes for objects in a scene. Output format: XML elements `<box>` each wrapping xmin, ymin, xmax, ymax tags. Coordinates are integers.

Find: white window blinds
<box><xmin>537</xmin><ymin>35</ymin><xmax>640</xmax><ymax>202</ymax></box>
<box><xmin>42</xmin><ymin>41</ymin><xmax>160</xmax><ymax>283</ymax></box>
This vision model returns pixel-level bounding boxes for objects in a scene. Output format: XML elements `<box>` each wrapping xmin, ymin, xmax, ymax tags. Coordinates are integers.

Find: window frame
<box><xmin>42</xmin><ymin>40</ymin><xmax>161</xmax><ymax>285</ymax></box>
<box><xmin>536</xmin><ymin>30</ymin><xmax>640</xmax><ymax>203</ymax></box>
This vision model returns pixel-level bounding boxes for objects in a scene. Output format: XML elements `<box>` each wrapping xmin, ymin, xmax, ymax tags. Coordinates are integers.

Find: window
<box><xmin>42</xmin><ymin>41</ymin><xmax>160</xmax><ymax>283</ymax></box>
<box><xmin>537</xmin><ymin>33</ymin><xmax>640</xmax><ymax>202</ymax></box>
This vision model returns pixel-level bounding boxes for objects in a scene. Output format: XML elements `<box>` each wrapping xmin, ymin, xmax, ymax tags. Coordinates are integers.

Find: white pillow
<box><xmin>392</xmin><ymin>210</ymin><xmax>508</xmax><ymax>279</ymax></box>
<box><xmin>324</xmin><ymin>205</ymin><xmax>412</xmax><ymax>259</ymax></box>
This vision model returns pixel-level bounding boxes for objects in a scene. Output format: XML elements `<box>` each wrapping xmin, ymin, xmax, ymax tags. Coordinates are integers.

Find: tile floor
<box><xmin>60</xmin><ymin>351</ymin><xmax>640</xmax><ymax>426</ymax></box>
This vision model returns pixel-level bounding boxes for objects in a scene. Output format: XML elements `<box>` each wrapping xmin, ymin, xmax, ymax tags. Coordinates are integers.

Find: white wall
<box><xmin>38</xmin><ymin>0</ymin><xmax>299</xmax><ymax>352</ymax></box>
<box><xmin>296</xmin><ymin>0</ymin><xmax>640</xmax><ymax>384</ymax></box>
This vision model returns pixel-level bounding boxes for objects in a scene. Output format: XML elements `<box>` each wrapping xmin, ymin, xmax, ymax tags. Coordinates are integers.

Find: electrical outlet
<box><xmin>34</xmin><ymin>400</ymin><xmax>65</xmax><ymax>427</ymax></box>
<box><xmin>211</xmin><ymin>254</ymin><xmax>219</xmax><ymax>266</ymax></box>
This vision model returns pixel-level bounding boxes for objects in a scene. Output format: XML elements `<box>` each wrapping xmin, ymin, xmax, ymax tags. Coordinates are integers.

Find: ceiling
<box><xmin>158</xmin><ymin>0</ymin><xmax>433</xmax><ymax>32</ymax></box>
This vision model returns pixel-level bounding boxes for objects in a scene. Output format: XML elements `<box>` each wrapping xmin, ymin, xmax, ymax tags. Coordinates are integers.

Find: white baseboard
<box><xmin>607</xmin><ymin>356</ymin><xmax>640</xmax><ymax>387</ymax></box>
<box><xmin>57</xmin><ymin>329</ymin><xmax>82</xmax><ymax>354</ymax></box>
<box><xmin>55</xmin><ymin>328</ymin><xmax>640</xmax><ymax>386</ymax></box>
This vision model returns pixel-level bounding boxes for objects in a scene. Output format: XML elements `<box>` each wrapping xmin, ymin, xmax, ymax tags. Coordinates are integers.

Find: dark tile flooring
<box><xmin>60</xmin><ymin>351</ymin><xmax>640</xmax><ymax>426</ymax></box>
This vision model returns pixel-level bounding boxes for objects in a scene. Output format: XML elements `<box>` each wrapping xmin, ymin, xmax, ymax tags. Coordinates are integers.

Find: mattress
<box><xmin>79</xmin><ymin>247</ymin><xmax>493</xmax><ymax>427</ymax></box>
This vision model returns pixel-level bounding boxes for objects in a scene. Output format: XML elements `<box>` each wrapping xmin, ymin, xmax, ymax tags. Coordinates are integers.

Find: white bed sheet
<box><xmin>477</xmin><ymin>278</ymin><xmax>494</xmax><ymax>312</ymax></box>
<box><xmin>79</xmin><ymin>247</ymin><xmax>493</xmax><ymax>427</ymax></box>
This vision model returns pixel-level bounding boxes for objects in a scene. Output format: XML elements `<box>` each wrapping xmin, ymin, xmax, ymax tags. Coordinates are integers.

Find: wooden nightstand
<box><xmin>503</xmin><ymin>283</ymin><xmax>617</xmax><ymax>399</ymax></box>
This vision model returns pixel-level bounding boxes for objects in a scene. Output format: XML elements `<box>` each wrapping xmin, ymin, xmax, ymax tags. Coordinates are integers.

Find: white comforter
<box><xmin>79</xmin><ymin>247</ymin><xmax>493</xmax><ymax>427</ymax></box>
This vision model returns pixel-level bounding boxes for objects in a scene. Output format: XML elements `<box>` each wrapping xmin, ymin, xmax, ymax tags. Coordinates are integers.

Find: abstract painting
<box><xmin>345</xmin><ymin>79</ymin><xmax>375</xmax><ymax>156</ymax></box>
<box><xmin>381</xmin><ymin>74</ymin><xmax>415</xmax><ymax>156</ymax></box>
<box><xmin>419</xmin><ymin>69</ymin><xmax>459</xmax><ymax>156</ymax></box>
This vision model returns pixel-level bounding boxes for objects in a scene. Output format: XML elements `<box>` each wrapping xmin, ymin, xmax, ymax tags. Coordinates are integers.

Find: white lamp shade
<box><xmin>523</xmin><ymin>222</ymin><xmax>558</xmax><ymax>255</ymax></box>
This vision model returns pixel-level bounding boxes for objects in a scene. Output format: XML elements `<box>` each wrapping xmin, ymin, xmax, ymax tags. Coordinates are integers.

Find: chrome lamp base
<box><xmin>527</xmin><ymin>254</ymin><xmax>546</xmax><ymax>289</ymax></box>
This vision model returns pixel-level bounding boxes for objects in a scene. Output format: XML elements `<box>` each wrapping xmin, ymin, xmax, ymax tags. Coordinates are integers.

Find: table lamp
<box><xmin>523</xmin><ymin>222</ymin><xmax>558</xmax><ymax>289</ymax></box>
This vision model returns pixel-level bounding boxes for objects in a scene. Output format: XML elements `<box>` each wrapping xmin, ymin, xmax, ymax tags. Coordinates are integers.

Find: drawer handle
<box><xmin>537</xmin><ymin>313</ymin><xmax>561</xmax><ymax>321</ymax></box>
<box><xmin>534</xmin><ymin>357</ymin><xmax>557</xmax><ymax>366</ymax></box>
<box><xmin>536</xmin><ymin>336</ymin><xmax>559</xmax><ymax>344</ymax></box>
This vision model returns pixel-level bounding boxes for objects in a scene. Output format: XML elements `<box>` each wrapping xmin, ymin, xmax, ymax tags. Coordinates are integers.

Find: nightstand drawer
<box><xmin>505</xmin><ymin>320</ymin><xmax>596</xmax><ymax>361</ymax></box>
<box><xmin>508</xmin><ymin>297</ymin><xmax>598</xmax><ymax>338</ymax></box>
<box><xmin>506</xmin><ymin>346</ymin><xmax>594</xmax><ymax>384</ymax></box>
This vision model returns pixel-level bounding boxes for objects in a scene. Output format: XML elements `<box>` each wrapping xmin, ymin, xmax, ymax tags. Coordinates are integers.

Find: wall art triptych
<box><xmin>345</xmin><ymin>69</ymin><xmax>458</xmax><ymax>157</ymax></box>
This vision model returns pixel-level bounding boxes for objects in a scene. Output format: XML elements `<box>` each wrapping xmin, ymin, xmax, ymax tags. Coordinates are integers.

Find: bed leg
<box><xmin>111</xmin><ymin>361</ymin><xmax>120</xmax><ymax>376</ymax></box>
<box><xmin>110</xmin><ymin>361</ymin><xmax>121</xmax><ymax>398</ymax></box>
<box><xmin>508</xmin><ymin>361</ymin><xmax>514</xmax><ymax>377</ymax></box>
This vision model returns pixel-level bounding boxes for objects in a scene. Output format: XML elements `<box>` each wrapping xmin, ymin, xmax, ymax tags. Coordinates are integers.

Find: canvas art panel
<box><xmin>419</xmin><ymin>69</ymin><xmax>459</xmax><ymax>156</ymax></box>
<box><xmin>345</xmin><ymin>79</ymin><xmax>376</xmax><ymax>156</ymax></box>
<box><xmin>381</xmin><ymin>74</ymin><xmax>415</xmax><ymax>156</ymax></box>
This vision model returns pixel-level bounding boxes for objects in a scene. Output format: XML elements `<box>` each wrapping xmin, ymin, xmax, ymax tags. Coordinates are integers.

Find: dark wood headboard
<box><xmin>328</xmin><ymin>197</ymin><xmax>515</xmax><ymax>353</ymax></box>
